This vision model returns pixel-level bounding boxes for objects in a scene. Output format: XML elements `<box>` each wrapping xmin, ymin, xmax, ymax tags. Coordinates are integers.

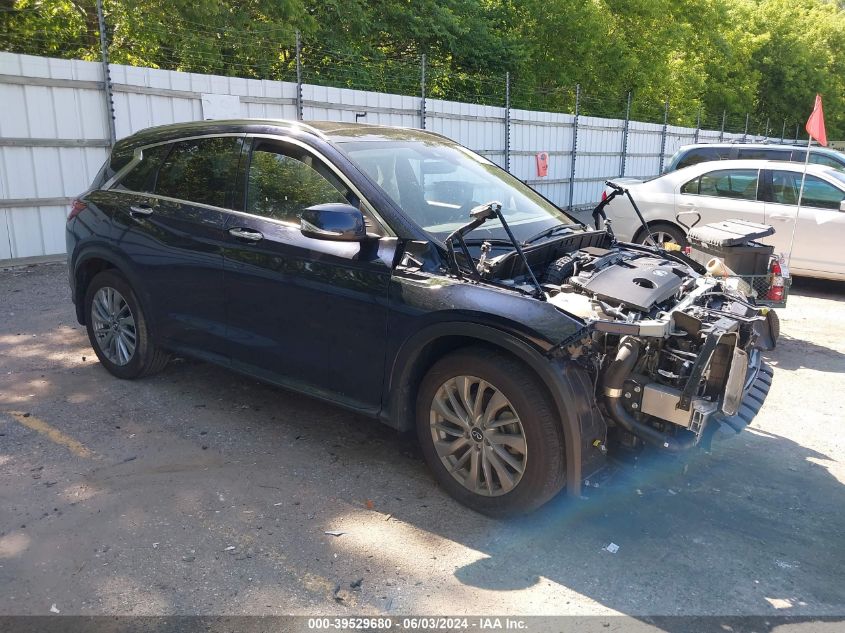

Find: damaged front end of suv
<box><xmin>443</xmin><ymin>201</ymin><xmax>776</xmax><ymax>470</ymax></box>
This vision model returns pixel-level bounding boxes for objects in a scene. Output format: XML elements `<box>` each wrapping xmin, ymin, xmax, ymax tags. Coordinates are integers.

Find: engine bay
<box><xmin>482</xmin><ymin>234</ymin><xmax>774</xmax><ymax>452</ymax></box>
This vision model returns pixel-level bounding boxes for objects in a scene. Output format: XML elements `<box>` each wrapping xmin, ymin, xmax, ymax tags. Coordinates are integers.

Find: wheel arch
<box><xmin>383</xmin><ymin>323</ymin><xmax>585</xmax><ymax>497</ymax></box>
<box><xmin>72</xmin><ymin>246</ymin><xmax>149</xmax><ymax>327</ymax></box>
<box><xmin>633</xmin><ymin>219</ymin><xmax>688</xmax><ymax>244</ymax></box>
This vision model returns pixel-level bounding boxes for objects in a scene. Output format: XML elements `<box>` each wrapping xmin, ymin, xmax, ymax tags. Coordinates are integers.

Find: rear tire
<box><xmin>637</xmin><ymin>222</ymin><xmax>687</xmax><ymax>247</ymax></box>
<box><xmin>416</xmin><ymin>346</ymin><xmax>566</xmax><ymax>517</ymax></box>
<box><xmin>84</xmin><ymin>270</ymin><xmax>169</xmax><ymax>379</ymax></box>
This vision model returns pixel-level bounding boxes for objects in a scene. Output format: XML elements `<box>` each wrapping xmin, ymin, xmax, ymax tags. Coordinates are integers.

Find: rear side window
<box><xmin>155</xmin><ymin>137</ymin><xmax>242</xmax><ymax>208</ymax></box>
<box><xmin>675</xmin><ymin>147</ymin><xmax>728</xmax><ymax>170</ymax></box>
<box><xmin>116</xmin><ymin>144</ymin><xmax>172</xmax><ymax>193</ymax></box>
<box><xmin>737</xmin><ymin>147</ymin><xmax>789</xmax><ymax>161</ymax></box>
<box><xmin>769</xmin><ymin>170</ymin><xmax>844</xmax><ymax>209</ymax></box>
<box><xmin>681</xmin><ymin>169</ymin><xmax>759</xmax><ymax>200</ymax></box>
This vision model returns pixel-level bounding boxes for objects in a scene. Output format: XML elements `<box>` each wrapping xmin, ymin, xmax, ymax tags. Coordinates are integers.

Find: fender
<box><xmin>385</xmin><ymin>321</ymin><xmax>587</xmax><ymax>497</ymax></box>
<box><xmin>70</xmin><ymin>241</ymin><xmax>154</xmax><ymax>331</ymax></box>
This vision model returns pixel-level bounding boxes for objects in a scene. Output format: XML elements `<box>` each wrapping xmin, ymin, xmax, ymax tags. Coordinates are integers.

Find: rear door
<box><xmin>117</xmin><ymin>135</ymin><xmax>243</xmax><ymax>360</ymax></box>
<box><xmin>222</xmin><ymin>136</ymin><xmax>394</xmax><ymax>413</ymax></box>
<box><xmin>761</xmin><ymin>169</ymin><xmax>845</xmax><ymax>276</ymax></box>
<box><xmin>675</xmin><ymin>167</ymin><xmax>765</xmax><ymax>227</ymax></box>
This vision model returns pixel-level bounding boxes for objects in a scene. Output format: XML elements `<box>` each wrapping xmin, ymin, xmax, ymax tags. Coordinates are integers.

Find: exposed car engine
<box><xmin>539</xmin><ymin>245</ymin><xmax>773</xmax><ymax>451</ymax></box>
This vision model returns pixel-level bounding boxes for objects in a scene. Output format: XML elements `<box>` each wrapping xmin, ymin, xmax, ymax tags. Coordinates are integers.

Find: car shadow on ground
<box><xmin>1</xmin><ymin>265</ymin><xmax>844</xmax><ymax>629</ymax></box>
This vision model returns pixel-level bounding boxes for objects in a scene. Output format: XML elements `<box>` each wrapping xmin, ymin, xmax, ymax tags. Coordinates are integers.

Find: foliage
<box><xmin>1</xmin><ymin>0</ymin><xmax>843</xmax><ymax>136</ymax></box>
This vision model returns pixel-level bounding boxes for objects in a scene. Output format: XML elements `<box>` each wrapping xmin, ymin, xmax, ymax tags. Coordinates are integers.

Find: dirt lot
<box><xmin>1</xmin><ymin>262</ymin><xmax>844</xmax><ymax>619</ymax></box>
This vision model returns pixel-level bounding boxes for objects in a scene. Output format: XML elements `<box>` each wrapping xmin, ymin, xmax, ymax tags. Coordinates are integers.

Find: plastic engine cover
<box><xmin>572</xmin><ymin>257</ymin><xmax>684</xmax><ymax>311</ymax></box>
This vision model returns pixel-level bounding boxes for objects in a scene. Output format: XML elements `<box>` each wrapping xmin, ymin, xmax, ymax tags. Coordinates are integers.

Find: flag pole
<box><xmin>786</xmin><ymin>136</ymin><xmax>811</xmax><ymax>268</ymax></box>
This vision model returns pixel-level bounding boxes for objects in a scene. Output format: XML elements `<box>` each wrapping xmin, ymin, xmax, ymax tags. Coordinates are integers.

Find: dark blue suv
<box><xmin>67</xmin><ymin>120</ymin><xmax>776</xmax><ymax>515</ymax></box>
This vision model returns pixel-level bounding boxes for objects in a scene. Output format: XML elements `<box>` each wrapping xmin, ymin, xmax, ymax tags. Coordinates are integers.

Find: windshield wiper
<box><xmin>463</xmin><ymin>238</ymin><xmax>516</xmax><ymax>247</ymax></box>
<box><xmin>522</xmin><ymin>223</ymin><xmax>581</xmax><ymax>246</ymax></box>
<box><xmin>443</xmin><ymin>201</ymin><xmax>545</xmax><ymax>300</ymax></box>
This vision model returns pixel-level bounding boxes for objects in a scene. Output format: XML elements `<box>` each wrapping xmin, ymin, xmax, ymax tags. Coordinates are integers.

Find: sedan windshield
<box><xmin>337</xmin><ymin>139</ymin><xmax>579</xmax><ymax>242</ymax></box>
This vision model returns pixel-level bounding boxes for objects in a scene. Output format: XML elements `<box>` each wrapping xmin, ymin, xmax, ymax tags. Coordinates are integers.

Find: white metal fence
<box><xmin>0</xmin><ymin>51</ymin><xmax>779</xmax><ymax>263</ymax></box>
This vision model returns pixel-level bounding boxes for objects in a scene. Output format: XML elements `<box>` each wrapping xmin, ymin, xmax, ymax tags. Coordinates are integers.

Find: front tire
<box><xmin>84</xmin><ymin>270</ymin><xmax>169</xmax><ymax>379</ymax></box>
<box><xmin>416</xmin><ymin>347</ymin><xmax>566</xmax><ymax>517</ymax></box>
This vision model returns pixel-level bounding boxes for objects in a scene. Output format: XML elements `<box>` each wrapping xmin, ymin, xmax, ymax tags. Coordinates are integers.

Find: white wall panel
<box><xmin>0</xmin><ymin>51</ymin><xmax>792</xmax><ymax>261</ymax></box>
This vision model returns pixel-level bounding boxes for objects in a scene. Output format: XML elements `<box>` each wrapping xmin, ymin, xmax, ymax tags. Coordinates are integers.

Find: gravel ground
<box><xmin>1</xmin><ymin>262</ymin><xmax>844</xmax><ymax>619</ymax></box>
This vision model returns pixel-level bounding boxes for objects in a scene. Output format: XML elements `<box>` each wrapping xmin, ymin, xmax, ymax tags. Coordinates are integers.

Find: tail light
<box><xmin>68</xmin><ymin>199</ymin><xmax>87</xmax><ymax>222</ymax></box>
<box><xmin>767</xmin><ymin>258</ymin><xmax>785</xmax><ymax>302</ymax></box>
<box><xmin>600</xmin><ymin>191</ymin><xmax>607</xmax><ymax>202</ymax></box>
<box><xmin>683</xmin><ymin>246</ymin><xmax>691</xmax><ymax>255</ymax></box>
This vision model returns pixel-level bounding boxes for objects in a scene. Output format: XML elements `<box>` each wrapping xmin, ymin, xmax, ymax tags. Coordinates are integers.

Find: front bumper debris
<box><xmin>713</xmin><ymin>354</ymin><xmax>773</xmax><ymax>435</ymax></box>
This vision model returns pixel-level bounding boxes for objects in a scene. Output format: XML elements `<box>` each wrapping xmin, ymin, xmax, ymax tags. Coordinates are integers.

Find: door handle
<box><xmin>129</xmin><ymin>204</ymin><xmax>154</xmax><ymax>217</ymax></box>
<box><xmin>228</xmin><ymin>227</ymin><xmax>264</xmax><ymax>242</ymax></box>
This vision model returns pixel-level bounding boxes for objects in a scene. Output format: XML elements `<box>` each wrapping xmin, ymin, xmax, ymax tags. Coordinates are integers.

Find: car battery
<box><xmin>686</xmin><ymin>219</ymin><xmax>775</xmax><ymax>276</ymax></box>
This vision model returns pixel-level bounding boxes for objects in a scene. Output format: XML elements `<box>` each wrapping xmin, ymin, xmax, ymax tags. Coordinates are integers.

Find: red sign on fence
<box><xmin>536</xmin><ymin>152</ymin><xmax>549</xmax><ymax>177</ymax></box>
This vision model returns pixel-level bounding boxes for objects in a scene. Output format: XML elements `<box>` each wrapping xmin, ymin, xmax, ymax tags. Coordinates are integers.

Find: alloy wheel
<box><xmin>91</xmin><ymin>286</ymin><xmax>137</xmax><ymax>366</ymax></box>
<box><xmin>644</xmin><ymin>230</ymin><xmax>677</xmax><ymax>246</ymax></box>
<box><xmin>429</xmin><ymin>375</ymin><xmax>527</xmax><ymax>496</ymax></box>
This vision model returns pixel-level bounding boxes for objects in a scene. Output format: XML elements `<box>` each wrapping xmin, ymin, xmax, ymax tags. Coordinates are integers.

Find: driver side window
<box><xmin>245</xmin><ymin>142</ymin><xmax>350</xmax><ymax>224</ymax></box>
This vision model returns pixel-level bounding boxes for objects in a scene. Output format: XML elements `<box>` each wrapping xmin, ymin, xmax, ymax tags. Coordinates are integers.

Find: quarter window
<box><xmin>681</xmin><ymin>169</ymin><xmax>758</xmax><ymax>200</ymax></box>
<box><xmin>245</xmin><ymin>143</ymin><xmax>350</xmax><ymax>224</ymax></box>
<box><xmin>155</xmin><ymin>137</ymin><xmax>242</xmax><ymax>208</ymax></box>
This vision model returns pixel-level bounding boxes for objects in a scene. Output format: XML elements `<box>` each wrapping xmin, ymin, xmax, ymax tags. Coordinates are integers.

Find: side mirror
<box><xmin>300</xmin><ymin>203</ymin><xmax>367</xmax><ymax>241</ymax></box>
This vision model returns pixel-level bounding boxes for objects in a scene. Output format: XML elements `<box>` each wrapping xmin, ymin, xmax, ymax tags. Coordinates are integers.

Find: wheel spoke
<box><xmin>481</xmin><ymin>389</ymin><xmax>509</xmax><ymax>427</ymax></box>
<box><xmin>488</xmin><ymin>432</ymin><xmax>526</xmax><ymax>454</ymax></box>
<box><xmin>472</xmin><ymin>380</ymin><xmax>488</xmax><ymax>418</ymax></box>
<box><xmin>433</xmin><ymin>422</ymin><xmax>464</xmax><ymax>438</ymax></box>
<box><xmin>486</xmin><ymin>413</ymin><xmax>519</xmax><ymax>429</ymax></box>
<box><xmin>435</xmin><ymin>436</ymin><xmax>469</xmax><ymax>458</ymax></box>
<box><xmin>455</xmin><ymin>376</ymin><xmax>474</xmax><ymax>418</ymax></box>
<box><xmin>433</xmin><ymin>395</ymin><xmax>468</xmax><ymax>429</ymax></box>
<box><xmin>491</xmin><ymin>443</ymin><xmax>524</xmax><ymax>474</ymax></box>
<box><xmin>467</xmin><ymin>448</ymin><xmax>480</xmax><ymax>492</ymax></box>
<box><xmin>481</xmin><ymin>446</ymin><xmax>494</xmax><ymax>494</ymax></box>
<box><xmin>486</xmin><ymin>448</ymin><xmax>516</xmax><ymax>493</ymax></box>
<box><xmin>448</xmin><ymin>448</ymin><xmax>472</xmax><ymax>474</ymax></box>
<box><xmin>445</xmin><ymin>383</ymin><xmax>470</xmax><ymax>423</ymax></box>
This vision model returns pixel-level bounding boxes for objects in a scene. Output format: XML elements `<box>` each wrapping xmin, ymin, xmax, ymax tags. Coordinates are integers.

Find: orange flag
<box><xmin>805</xmin><ymin>94</ymin><xmax>827</xmax><ymax>147</ymax></box>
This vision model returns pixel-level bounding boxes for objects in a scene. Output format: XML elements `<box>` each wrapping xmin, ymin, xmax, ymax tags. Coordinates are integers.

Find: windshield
<box><xmin>336</xmin><ymin>138</ymin><xmax>579</xmax><ymax>242</ymax></box>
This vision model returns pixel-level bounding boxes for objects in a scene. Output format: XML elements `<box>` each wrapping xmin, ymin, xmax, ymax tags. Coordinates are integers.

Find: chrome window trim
<box><xmin>102</xmin><ymin>131</ymin><xmax>394</xmax><ymax>237</ymax></box>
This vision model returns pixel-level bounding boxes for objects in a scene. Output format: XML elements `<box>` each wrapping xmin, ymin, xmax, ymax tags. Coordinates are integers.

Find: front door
<box><xmin>675</xmin><ymin>167</ymin><xmax>766</xmax><ymax>228</ymax></box>
<box><xmin>223</xmin><ymin>137</ymin><xmax>394</xmax><ymax>413</ymax></box>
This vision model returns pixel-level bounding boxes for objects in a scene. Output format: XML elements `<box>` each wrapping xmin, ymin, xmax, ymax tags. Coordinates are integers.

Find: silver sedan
<box><xmin>603</xmin><ymin>159</ymin><xmax>845</xmax><ymax>281</ymax></box>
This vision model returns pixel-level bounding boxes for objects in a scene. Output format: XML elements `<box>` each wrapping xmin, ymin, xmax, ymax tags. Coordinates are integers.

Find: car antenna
<box><xmin>444</xmin><ymin>202</ymin><xmax>545</xmax><ymax>300</ymax></box>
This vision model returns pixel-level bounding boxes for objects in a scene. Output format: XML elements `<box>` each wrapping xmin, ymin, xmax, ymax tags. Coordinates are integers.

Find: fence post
<box><xmin>96</xmin><ymin>0</ymin><xmax>115</xmax><ymax>146</ymax></box>
<box><xmin>719</xmin><ymin>110</ymin><xmax>726</xmax><ymax>142</ymax></box>
<box><xmin>620</xmin><ymin>90</ymin><xmax>631</xmax><ymax>177</ymax></box>
<box><xmin>764</xmin><ymin>117</ymin><xmax>770</xmax><ymax>140</ymax></box>
<box><xmin>742</xmin><ymin>113</ymin><xmax>749</xmax><ymax>141</ymax></box>
<box><xmin>781</xmin><ymin>120</ymin><xmax>787</xmax><ymax>144</ymax></box>
<box><xmin>567</xmin><ymin>84</ymin><xmax>580</xmax><ymax>212</ymax></box>
<box><xmin>295</xmin><ymin>31</ymin><xmax>303</xmax><ymax>121</ymax></box>
<box><xmin>504</xmin><ymin>71</ymin><xmax>510</xmax><ymax>172</ymax></box>
<box><xmin>658</xmin><ymin>97</ymin><xmax>669</xmax><ymax>173</ymax></box>
<box><xmin>795</xmin><ymin>123</ymin><xmax>799</xmax><ymax>143</ymax></box>
<box><xmin>694</xmin><ymin>107</ymin><xmax>701</xmax><ymax>144</ymax></box>
<box><xmin>419</xmin><ymin>54</ymin><xmax>427</xmax><ymax>130</ymax></box>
